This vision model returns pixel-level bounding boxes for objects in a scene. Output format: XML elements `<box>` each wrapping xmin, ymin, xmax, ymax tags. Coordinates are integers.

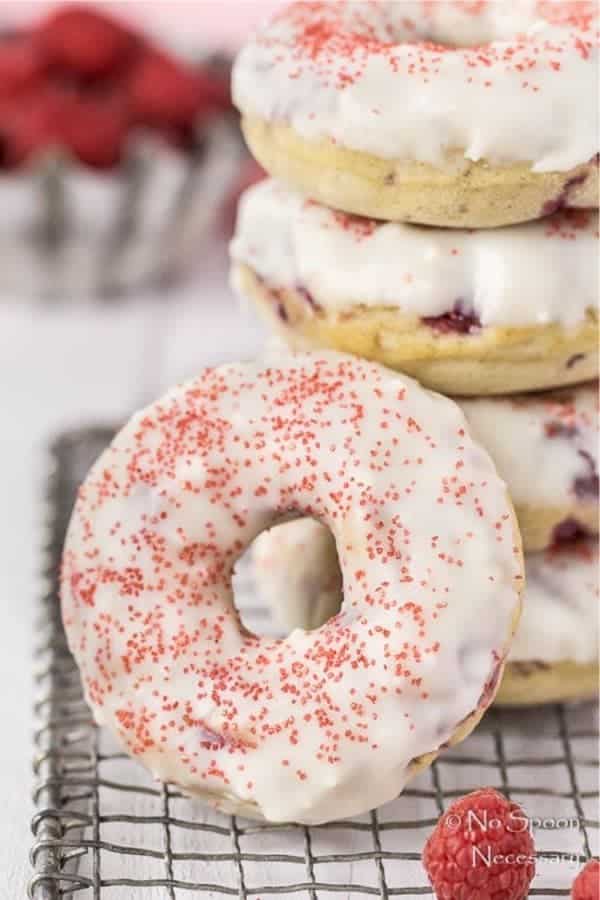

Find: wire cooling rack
<box><xmin>30</xmin><ymin>427</ymin><xmax>599</xmax><ymax>899</ymax></box>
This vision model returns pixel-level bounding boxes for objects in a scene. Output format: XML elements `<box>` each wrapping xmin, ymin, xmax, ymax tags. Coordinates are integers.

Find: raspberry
<box><xmin>0</xmin><ymin>88</ymin><xmax>59</xmax><ymax>167</ymax></box>
<box><xmin>194</xmin><ymin>64</ymin><xmax>232</xmax><ymax>113</ymax></box>
<box><xmin>572</xmin><ymin>859</ymin><xmax>599</xmax><ymax>900</ymax></box>
<box><xmin>0</xmin><ymin>84</ymin><xmax>128</xmax><ymax>169</ymax></box>
<box><xmin>0</xmin><ymin>35</ymin><xmax>45</xmax><ymax>96</ymax></box>
<box><xmin>36</xmin><ymin>5</ymin><xmax>136</xmax><ymax>77</ymax></box>
<box><xmin>422</xmin><ymin>788</ymin><xmax>536</xmax><ymax>900</ymax></box>
<box><xmin>127</xmin><ymin>50</ymin><xmax>211</xmax><ymax>128</ymax></box>
<box><xmin>56</xmin><ymin>92</ymin><xmax>129</xmax><ymax>169</ymax></box>
<box><xmin>422</xmin><ymin>302</ymin><xmax>481</xmax><ymax>335</ymax></box>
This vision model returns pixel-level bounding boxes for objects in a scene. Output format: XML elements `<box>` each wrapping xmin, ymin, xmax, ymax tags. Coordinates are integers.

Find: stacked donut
<box><xmin>231</xmin><ymin>0</ymin><xmax>599</xmax><ymax>706</ymax></box>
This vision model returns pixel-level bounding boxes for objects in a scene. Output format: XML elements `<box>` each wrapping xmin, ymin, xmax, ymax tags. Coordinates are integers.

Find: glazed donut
<box><xmin>231</xmin><ymin>180</ymin><xmax>598</xmax><ymax>395</ymax></box>
<box><xmin>460</xmin><ymin>384</ymin><xmax>599</xmax><ymax>551</ymax></box>
<box><xmin>252</xmin><ymin>525</ymin><xmax>598</xmax><ymax>706</ymax></box>
<box><xmin>61</xmin><ymin>350</ymin><xmax>523</xmax><ymax>824</ymax></box>
<box><xmin>498</xmin><ymin>539</ymin><xmax>599</xmax><ymax>706</ymax></box>
<box><xmin>251</xmin><ymin>380</ymin><xmax>599</xmax><ymax>554</ymax></box>
<box><xmin>233</xmin><ymin>1</ymin><xmax>599</xmax><ymax>228</ymax></box>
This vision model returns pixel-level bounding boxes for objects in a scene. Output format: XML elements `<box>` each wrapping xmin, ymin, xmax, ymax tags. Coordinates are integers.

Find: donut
<box><xmin>61</xmin><ymin>350</ymin><xmax>523</xmax><ymax>824</ymax></box>
<box><xmin>498</xmin><ymin>539</ymin><xmax>599</xmax><ymax>706</ymax></box>
<box><xmin>233</xmin><ymin>1</ymin><xmax>599</xmax><ymax>228</ymax></box>
<box><xmin>251</xmin><ymin>380</ymin><xmax>599</xmax><ymax>555</ymax></box>
<box><xmin>231</xmin><ymin>180</ymin><xmax>599</xmax><ymax>395</ymax></box>
<box><xmin>252</xmin><ymin>525</ymin><xmax>598</xmax><ymax>706</ymax></box>
<box><xmin>460</xmin><ymin>383</ymin><xmax>599</xmax><ymax>551</ymax></box>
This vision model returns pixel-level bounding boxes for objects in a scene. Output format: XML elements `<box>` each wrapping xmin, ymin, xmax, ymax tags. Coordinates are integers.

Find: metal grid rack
<box><xmin>30</xmin><ymin>427</ymin><xmax>599</xmax><ymax>899</ymax></box>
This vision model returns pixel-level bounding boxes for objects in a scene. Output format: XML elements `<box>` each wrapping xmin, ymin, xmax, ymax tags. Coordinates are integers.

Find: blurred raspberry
<box><xmin>0</xmin><ymin>88</ymin><xmax>60</xmax><ymax>167</ymax></box>
<box><xmin>36</xmin><ymin>5</ymin><xmax>137</xmax><ymax>77</ymax></box>
<box><xmin>195</xmin><ymin>63</ymin><xmax>232</xmax><ymax>112</ymax></box>
<box><xmin>56</xmin><ymin>91</ymin><xmax>129</xmax><ymax>168</ymax></box>
<box><xmin>0</xmin><ymin>6</ymin><xmax>231</xmax><ymax>169</ymax></box>
<box><xmin>0</xmin><ymin>35</ymin><xmax>46</xmax><ymax>96</ymax></box>
<box><xmin>127</xmin><ymin>49</ymin><xmax>212</xmax><ymax>128</ymax></box>
<box><xmin>572</xmin><ymin>859</ymin><xmax>600</xmax><ymax>900</ymax></box>
<box><xmin>423</xmin><ymin>788</ymin><xmax>536</xmax><ymax>900</ymax></box>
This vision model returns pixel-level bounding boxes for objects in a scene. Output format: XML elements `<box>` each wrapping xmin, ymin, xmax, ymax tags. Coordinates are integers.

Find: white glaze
<box><xmin>230</xmin><ymin>179</ymin><xmax>598</xmax><ymax>328</ymax></box>
<box><xmin>461</xmin><ymin>384</ymin><xmax>599</xmax><ymax>510</ymax></box>
<box><xmin>510</xmin><ymin>541</ymin><xmax>598</xmax><ymax>663</ymax></box>
<box><xmin>233</xmin><ymin>1</ymin><xmax>599</xmax><ymax>171</ymax></box>
<box><xmin>61</xmin><ymin>350</ymin><xmax>521</xmax><ymax>824</ymax></box>
<box><xmin>253</xmin><ymin>524</ymin><xmax>598</xmax><ymax>664</ymax></box>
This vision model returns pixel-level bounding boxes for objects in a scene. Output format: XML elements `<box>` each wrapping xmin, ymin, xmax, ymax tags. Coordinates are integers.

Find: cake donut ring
<box><xmin>233</xmin><ymin>1</ymin><xmax>599</xmax><ymax>228</ymax></box>
<box><xmin>231</xmin><ymin>180</ymin><xmax>598</xmax><ymax>395</ymax></box>
<box><xmin>498</xmin><ymin>539</ymin><xmax>599</xmax><ymax>706</ymax></box>
<box><xmin>253</xmin><ymin>528</ymin><xmax>598</xmax><ymax>706</ymax></box>
<box><xmin>61</xmin><ymin>350</ymin><xmax>523</xmax><ymax>824</ymax></box>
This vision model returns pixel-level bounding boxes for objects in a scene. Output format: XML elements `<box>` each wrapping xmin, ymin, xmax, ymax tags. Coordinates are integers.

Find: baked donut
<box><xmin>61</xmin><ymin>350</ymin><xmax>523</xmax><ymax>824</ymax></box>
<box><xmin>498</xmin><ymin>539</ymin><xmax>599</xmax><ymax>706</ymax></box>
<box><xmin>233</xmin><ymin>1</ymin><xmax>599</xmax><ymax>228</ymax></box>
<box><xmin>253</xmin><ymin>525</ymin><xmax>598</xmax><ymax>706</ymax></box>
<box><xmin>460</xmin><ymin>383</ymin><xmax>599</xmax><ymax>551</ymax></box>
<box><xmin>252</xmin><ymin>381</ymin><xmax>599</xmax><ymax>556</ymax></box>
<box><xmin>231</xmin><ymin>180</ymin><xmax>598</xmax><ymax>395</ymax></box>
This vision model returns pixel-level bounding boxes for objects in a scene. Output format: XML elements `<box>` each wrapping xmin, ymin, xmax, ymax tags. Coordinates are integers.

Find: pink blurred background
<box><xmin>0</xmin><ymin>1</ymin><xmax>284</xmax><ymax>50</ymax></box>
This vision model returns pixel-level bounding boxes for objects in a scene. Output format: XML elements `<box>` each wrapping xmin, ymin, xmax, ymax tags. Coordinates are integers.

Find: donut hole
<box><xmin>233</xmin><ymin>518</ymin><xmax>343</xmax><ymax>637</ymax></box>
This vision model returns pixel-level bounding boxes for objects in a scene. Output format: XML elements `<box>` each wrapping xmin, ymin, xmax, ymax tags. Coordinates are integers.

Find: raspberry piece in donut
<box><xmin>422</xmin><ymin>304</ymin><xmax>481</xmax><ymax>335</ymax></box>
<box><xmin>62</xmin><ymin>350</ymin><xmax>522</xmax><ymax>824</ymax></box>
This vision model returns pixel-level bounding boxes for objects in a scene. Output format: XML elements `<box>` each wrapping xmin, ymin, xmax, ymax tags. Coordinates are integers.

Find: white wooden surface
<box><xmin>0</xmin><ymin>242</ymin><xmax>266</xmax><ymax>898</ymax></box>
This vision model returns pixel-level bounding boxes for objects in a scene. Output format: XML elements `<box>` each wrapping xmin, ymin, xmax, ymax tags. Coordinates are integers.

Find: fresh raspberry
<box><xmin>422</xmin><ymin>788</ymin><xmax>536</xmax><ymax>900</ymax></box>
<box><xmin>0</xmin><ymin>35</ymin><xmax>46</xmax><ymax>96</ymax></box>
<box><xmin>194</xmin><ymin>64</ymin><xmax>232</xmax><ymax>112</ymax></box>
<box><xmin>127</xmin><ymin>50</ymin><xmax>211</xmax><ymax>128</ymax></box>
<box><xmin>36</xmin><ymin>5</ymin><xmax>136</xmax><ymax>77</ymax></box>
<box><xmin>55</xmin><ymin>92</ymin><xmax>129</xmax><ymax>168</ymax></box>
<box><xmin>572</xmin><ymin>859</ymin><xmax>600</xmax><ymax>900</ymax></box>
<box><xmin>0</xmin><ymin>89</ymin><xmax>59</xmax><ymax>167</ymax></box>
